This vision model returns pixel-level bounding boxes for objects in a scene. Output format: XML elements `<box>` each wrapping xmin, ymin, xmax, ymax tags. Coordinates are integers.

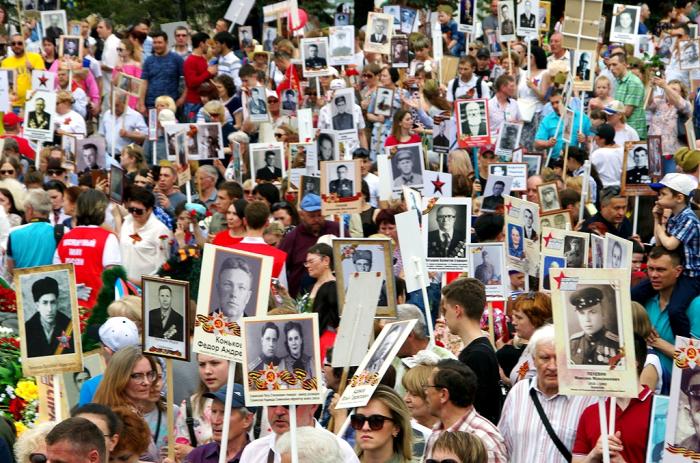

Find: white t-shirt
<box><xmin>590</xmin><ymin>146</ymin><xmax>624</xmax><ymax>187</ymax></box>
<box><xmin>614</xmin><ymin>123</ymin><xmax>640</xmax><ymax>147</ymax></box>
<box><xmin>644</xmin><ymin>352</ymin><xmax>663</xmax><ymax>394</ymax></box>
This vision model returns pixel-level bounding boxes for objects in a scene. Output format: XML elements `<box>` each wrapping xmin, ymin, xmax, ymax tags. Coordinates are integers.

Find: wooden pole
<box><xmin>289</xmin><ymin>404</ymin><xmax>299</xmax><ymax>463</ymax></box>
<box><xmin>166</xmin><ymin>358</ymin><xmax>175</xmax><ymax>461</ymax></box>
<box><xmin>487</xmin><ymin>301</ymin><xmax>495</xmax><ymax>347</ymax></box>
<box><xmin>53</xmin><ymin>374</ymin><xmax>62</xmax><ymax>422</ymax></box>
<box><xmin>562</xmin><ymin>142</ymin><xmax>570</xmax><ymax>182</ymax></box>
<box><xmin>413</xmin><ymin>256</ymin><xmax>435</xmax><ymax>344</ymax></box>
<box><xmin>217</xmin><ymin>363</ymin><xmax>236</xmax><ymax>463</ymax></box>
<box><xmin>632</xmin><ymin>196</ymin><xmax>639</xmax><ymax>236</ymax></box>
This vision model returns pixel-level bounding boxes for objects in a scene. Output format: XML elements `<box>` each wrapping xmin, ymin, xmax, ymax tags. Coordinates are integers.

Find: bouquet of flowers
<box><xmin>0</xmin><ymin>337</ymin><xmax>38</xmax><ymax>435</ymax></box>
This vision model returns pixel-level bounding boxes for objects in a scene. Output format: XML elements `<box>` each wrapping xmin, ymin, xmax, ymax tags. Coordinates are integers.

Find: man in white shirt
<box><xmin>213</xmin><ymin>31</ymin><xmax>242</xmax><ymax>88</ymax></box>
<box><xmin>239</xmin><ymin>404</ymin><xmax>359</xmax><ymax>463</ymax></box>
<box><xmin>446</xmin><ymin>55</ymin><xmax>491</xmax><ymax>102</ymax></box>
<box><xmin>488</xmin><ymin>74</ymin><xmax>521</xmax><ymax>138</ymax></box>
<box><xmin>98</xmin><ymin>93</ymin><xmax>148</xmax><ymax>157</ymax></box>
<box><xmin>97</xmin><ymin>19</ymin><xmax>120</xmax><ymax>112</ymax></box>
<box><xmin>547</xmin><ymin>32</ymin><xmax>571</xmax><ymax>66</ymax></box>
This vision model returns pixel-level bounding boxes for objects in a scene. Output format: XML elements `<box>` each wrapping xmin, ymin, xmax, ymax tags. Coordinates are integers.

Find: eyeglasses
<box><xmin>29</xmin><ymin>453</ymin><xmax>47</xmax><ymax>463</ymax></box>
<box><xmin>362</xmin><ymin>73</ymin><xmax>375</xmax><ymax>78</ymax></box>
<box><xmin>274</xmin><ymin>132</ymin><xmax>285</xmax><ymax>138</ymax></box>
<box><xmin>0</xmin><ymin>169</ymin><xmax>14</xmax><ymax>175</ymax></box>
<box><xmin>350</xmin><ymin>414</ymin><xmax>394</xmax><ymax>431</ymax></box>
<box><xmin>436</xmin><ymin>215</ymin><xmax>455</xmax><ymax>220</ymax></box>
<box><xmin>128</xmin><ymin>206</ymin><xmax>146</xmax><ymax>216</ymax></box>
<box><xmin>303</xmin><ymin>258</ymin><xmax>320</xmax><ymax>267</ymax></box>
<box><xmin>426</xmin><ymin>459</ymin><xmax>459</xmax><ymax>463</ymax></box>
<box><xmin>130</xmin><ymin>370</ymin><xmax>157</xmax><ymax>382</ymax></box>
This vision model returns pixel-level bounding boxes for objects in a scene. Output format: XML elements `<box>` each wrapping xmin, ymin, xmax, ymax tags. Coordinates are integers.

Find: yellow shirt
<box><xmin>1</xmin><ymin>52</ymin><xmax>45</xmax><ymax>106</ymax></box>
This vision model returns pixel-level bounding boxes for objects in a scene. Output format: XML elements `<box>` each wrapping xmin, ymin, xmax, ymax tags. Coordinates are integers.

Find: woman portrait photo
<box><xmin>507</xmin><ymin>223</ymin><xmax>524</xmax><ymax>258</ymax></box>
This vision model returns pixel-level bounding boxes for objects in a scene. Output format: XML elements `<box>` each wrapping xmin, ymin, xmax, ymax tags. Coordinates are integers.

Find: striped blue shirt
<box><xmin>667</xmin><ymin>206</ymin><xmax>700</xmax><ymax>276</ymax></box>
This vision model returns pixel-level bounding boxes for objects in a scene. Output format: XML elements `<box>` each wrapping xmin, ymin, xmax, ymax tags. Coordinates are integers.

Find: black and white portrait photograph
<box><xmin>197</xmin><ymin>123</ymin><xmax>224</xmax><ymax>160</ymax></box>
<box><xmin>389</xmin><ymin>143</ymin><xmax>424</xmax><ymax>190</ymax></box>
<box><xmin>238</xmin><ymin>25</ymin><xmax>253</xmax><ymax>48</ymax></box>
<box><xmin>142</xmin><ymin>276</ymin><xmax>190</xmax><ymax>361</ymax></box>
<box><xmin>538</xmin><ymin>182</ymin><xmax>561</xmax><ymax>212</ymax></box>
<box><xmin>663</xmin><ymin>339</ymin><xmax>700</xmax><ymax>461</ymax></box>
<box><xmin>423</xmin><ymin>197</ymin><xmax>472</xmax><ymax>271</ymax></box>
<box><xmin>604</xmin><ymin>235</ymin><xmax>632</xmax><ymax>269</ymax></box>
<box><xmin>498</xmin><ymin>0</ymin><xmax>516</xmax><ymax>41</ymax></box>
<box><xmin>562</xmin><ymin>108</ymin><xmax>576</xmax><ymax>143</ymax></box>
<box><xmin>494</xmin><ymin>122</ymin><xmax>523</xmax><ymax>157</ymax></box>
<box><xmin>59</xmin><ymin>35</ymin><xmax>82</xmax><ymax>58</ymax></box>
<box><xmin>517</xmin><ymin>0</ymin><xmax>539</xmax><ymax>36</ymax></box>
<box><xmin>648</xmin><ymin>136</ymin><xmax>663</xmax><ymax>178</ymax></box>
<box><xmin>383</xmin><ymin>5</ymin><xmax>401</xmax><ymax>30</ymax></box>
<box><xmin>522</xmin><ymin>205</ymin><xmax>539</xmax><ymax>240</ymax></box>
<box><xmin>299</xmin><ymin>176</ymin><xmax>321</xmax><ymax>206</ymax></box>
<box><xmin>457</xmin><ymin>99</ymin><xmax>490</xmax><ymax>146</ymax></box>
<box><xmin>336</xmin><ymin>319</ymin><xmax>416</xmax><ymax>409</ymax></box>
<box><xmin>174</xmin><ymin>130</ymin><xmax>188</xmax><ymax>166</ymax></box>
<box><xmin>390</xmin><ymin>36</ymin><xmax>409</xmax><ymax>68</ymax></box>
<box><xmin>281</xmin><ymin>89</ymin><xmax>297</xmax><ymax>115</ymax></box>
<box><xmin>622</xmin><ymin>141</ymin><xmax>650</xmax><ymax>187</ymax></box>
<box><xmin>61</xmin><ymin>351</ymin><xmax>105</xmax><ymax>410</ymax></box>
<box><xmin>324</xmin><ymin>160</ymin><xmax>356</xmax><ymax>199</ymax></box>
<box><xmin>41</xmin><ymin>10</ymin><xmax>67</xmax><ymax>39</ymax></box>
<box><xmin>574</xmin><ymin>51</ymin><xmax>594</xmax><ymax>90</ymax></box>
<box><xmin>459</xmin><ymin>0</ymin><xmax>475</xmax><ymax>32</ymax></box>
<box><xmin>333</xmin><ymin>238</ymin><xmax>397</xmax><ymax>318</ymax></box>
<box><xmin>679</xmin><ymin>39</ymin><xmax>700</xmax><ymax>70</ymax></box>
<box><xmin>24</xmin><ymin>90</ymin><xmax>55</xmax><ymax>142</ymax></box>
<box><xmin>329</xmin><ymin>26</ymin><xmax>354</xmax><ymax>66</ymax></box>
<box><xmin>301</xmin><ymin>37</ymin><xmax>330</xmax><ymax>77</ymax></box>
<box><xmin>469</xmin><ymin>243</ymin><xmax>507</xmax><ymax>299</ymax></box>
<box><xmin>609</xmin><ymin>4</ymin><xmax>641</xmax><ymax>44</ymax></box>
<box><xmin>564</xmin><ymin>235</ymin><xmax>586</xmax><ymax>268</ymax></box>
<box><xmin>75</xmin><ymin>137</ymin><xmax>106</xmax><ymax>171</ymax></box>
<box><xmin>541</xmin><ymin>211</ymin><xmax>571</xmax><ymax>230</ymax></box>
<box><xmin>320</xmin><ymin>159</ymin><xmax>362</xmax><ymax>215</ymax></box>
<box><xmin>488</xmin><ymin>163</ymin><xmax>527</xmax><ymax>191</ymax></box>
<box><xmin>247</xmin><ymin>86</ymin><xmax>269</xmax><ymax>122</ymax></box>
<box><xmin>331</xmin><ymin>88</ymin><xmax>356</xmax><ymax>132</ymax></box>
<box><xmin>522</xmin><ymin>153</ymin><xmax>542</xmax><ymax>177</ymax></box>
<box><xmin>262</xmin><ymin>26</ymin><xmax>277</xmax><ymax>52</ymax></box>
<box><xmin>15</xmin><ymin>264</ymin><xmax>82</xmax><ymax>376</ymax></box>
<box><xmin>242</xmin><ymin>314</ymin><xmax>322</xmax><ymax>406</ymax></box>
<box><xmin>364</xmin><ymin>12</ymin><xmax>393</xmax><ymax>54</ymax></box>
<box><xmin>317</xmin><ymin>130</ymin><xmax>339</xmax><ymax>168</ymax></box>
<box><xmin>399</xmin><ymin>7</ymin><xmax>417</xmax><ymax>33</ymax></box>
<box><xmin>564</xmin><ymin>284</ymin><xmax>622</xmax><ymax>366</ymax></box>
<box><xmin>591</xmin><ymin>234</ymin><xmax>605</xmax><ymax>269</ymax></box>
<box><xmin>109</xmin><ymin>165</ymin><xmax>124</xmax><ymax>204</ymax></box>
<box><xmin>373</xmin><ymin>87</ymin><xmax>394</xmax><ymax>117</ymax></box>
<box><xmin>250</xmin><ymin>142</ymin><xmax>285</xmax><ymax>183</ymax></box>
<box><xmin>482</xmin><ymin>174</ymin><xmax>513</xmax><ymax>211</ymax></box>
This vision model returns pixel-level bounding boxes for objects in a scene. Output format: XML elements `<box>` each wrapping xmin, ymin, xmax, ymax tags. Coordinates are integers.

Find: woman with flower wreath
<box><xmin>118</xmin><ymin>186</ymin><xmax>172</xmax><ymax>285</ymax></box>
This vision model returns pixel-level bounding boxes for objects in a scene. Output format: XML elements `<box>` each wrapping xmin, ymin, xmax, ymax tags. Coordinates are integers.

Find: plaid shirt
<box><xmin>615</xmin><ymin>72</ymin><xmax>647</xmax><ymax>139</ymax></box>
<box><xmin>425</xmin><ymin>407</ymin><xmax>507</xmax><ymax>463</ymax></box>
<box><xmin>667</xmin><ymin>206</ymin><xmax>700</xmax><ymax>276</ymax></box>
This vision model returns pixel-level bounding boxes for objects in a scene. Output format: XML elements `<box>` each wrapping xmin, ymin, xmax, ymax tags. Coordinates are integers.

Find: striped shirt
<box><xmin>425</xmin><ymin>407</ymin><xmax>507</xmax><ymax>463</ymax></box>
<box><xmin>497</xmin><ymin>378</ymin><xmax>597</xmax><ymax>463</ymax></box>
<box><xmin>217</xmin><ymin>51</ymin><xmax>242</xmax><ymax>88</ymax></box>
<box><xmin>614</xmin><ymin>71</ymin><xmax>646</xmax><ymax>139</ymax></box>
<box><xmin>666</xmin><ymin>206</ymin><xmax>700</xmax><ymax>277</ymax></box>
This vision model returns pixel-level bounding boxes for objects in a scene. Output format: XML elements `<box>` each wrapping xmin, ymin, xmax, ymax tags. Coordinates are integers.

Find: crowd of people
<box><xmin>2</xmin><ymin>0</ymin><xmax>700</xmax><ymax>463</ymax></box>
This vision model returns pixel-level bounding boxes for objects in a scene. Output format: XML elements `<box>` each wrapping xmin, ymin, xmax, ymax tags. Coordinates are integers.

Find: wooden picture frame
<box><xmin>59</xmin><ymin>35</ymin><xmax>83</xmax><ymax>58</ymax></box>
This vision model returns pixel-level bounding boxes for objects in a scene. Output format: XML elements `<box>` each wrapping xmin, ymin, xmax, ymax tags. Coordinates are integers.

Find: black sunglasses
<box><xmin>10</xmin><ymin>41</ymin><xmax>23</xmax><ymax>46</ymax></box>
<box><xmin>426</xmin><ymin>460</ymin><xmax>459</xmax><ymax>463</ymax></box>
<box><xmin>47</xmin><ymin>169</ymin><xmax>64</xmax><ymax>175</ymax></box>
<box><xmin>128</xmin><ymin>207</ymin><xmax>146</xmax><ymax>216</ymax></box>
<box><xmin>350</xmin><ymin>413</ymin><xmax>393</xmax><ymax>431</ymax></box>
<box><xmin>0</xmin><ymin>169</ymin><xmax>14</xmax><ymax>175</ymax></box>
<box><xmin>29</xmin><ymin>453</ymin><xmax>47</xmax><ymax>463</ymax></box>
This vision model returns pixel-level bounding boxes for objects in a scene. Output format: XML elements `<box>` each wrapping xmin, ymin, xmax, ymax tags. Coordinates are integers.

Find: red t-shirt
<box><xmin>384</xmin><ymin>133</ymin><xmax>422</xmax><ymax>147</ymax></box>
<box><xmin>572</xmin><ymin>386</ymin><xmax>653</xmax><ymax>463</ymax></box>
<box><xmin>2</xmin><ymin>134</ymin><xmax>35</xmax><ymax>159</ymax></box>
<box><xmin>212</xmin><ymin>231</ymin><xmax>244</xmax><ymax>248</ymax></box>
<box><xmin>229</xmin><ymin>240</ymin><xmax>287</xmax><ymax>278</ymax></box>
<box><xmin>183</xmin><ymin>54</ymin><xmax>214</xmax><ymax>105</ymax></box>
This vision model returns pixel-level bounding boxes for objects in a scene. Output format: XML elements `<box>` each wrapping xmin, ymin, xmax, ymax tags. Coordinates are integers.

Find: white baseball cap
<box><xmin>330</xmin><ymin>78</ymin><xmax>347</xmax><ymax>90</ymax></box>
<box><xmin>99</xmin><ymin>317</ymin><xmax>140</xmax><ymax>351</ymax></box>
<box><xmin>650</xmin><ymin>173</ymin><xmax>699</xmax><ymax>196</ymax></box>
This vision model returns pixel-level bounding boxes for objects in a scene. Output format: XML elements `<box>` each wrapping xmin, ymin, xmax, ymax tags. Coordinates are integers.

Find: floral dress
<box><xmin>648</xmin><ymin>97</ymin><xmax>691</xmax><ymax>155</ymax></box>
<box><xmin>174</xmin><ymin>397</ymin><xmax>213</xmax><ymax>446</ymax></box>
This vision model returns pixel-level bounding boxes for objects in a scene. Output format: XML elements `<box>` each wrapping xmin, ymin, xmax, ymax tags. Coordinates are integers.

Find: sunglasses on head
<box><xmin>350</xmin><ymin>413</ymin><xmax>393</xmax><ymax>431</ymax></box>
<box><xmin>29</xmin><ymin>453</ymin><xmax>47</xmax><ymax>463</ymax></box>
<box><xmin>128</xmin><ymin>206</ymin><xmax>146</xmax><ymax>216</ymax></box>
<box><xmin>426</xmin><ymin>460</ymin><xmax>459</xmax><ymax>463</ymax></box>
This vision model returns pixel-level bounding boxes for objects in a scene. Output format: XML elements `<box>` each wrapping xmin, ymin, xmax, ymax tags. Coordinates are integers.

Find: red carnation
<box><xmin>9</xmin><ymin>397</ymin><xmax>26</xmax><ymax>420</ymax></box>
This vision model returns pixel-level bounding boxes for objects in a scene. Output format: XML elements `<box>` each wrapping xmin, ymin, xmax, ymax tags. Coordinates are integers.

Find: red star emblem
<box><xmin>38</xmin><ymin>74</ymin><xmax>49</xmax><ymax>87</ymax></box>
<box><xmin>505</xmin><ymin>202</ymin><xmax>513</xmax><ymax>213</ymax></box>
<box><xmin>542</xmin><ymin>232</ymin><xmax>554</xmax><ymax>247</ymax></box>
<box><xmin>431</xmin><ymin>175</ymin><xmax>446</xmax><ymax>194</ymax></box>
<box><xmin>63</xmin><ymin>117</ymin><xmax>71</xmax><ymax>125</ymax></box>
<box><xmin>553</xmin><ymin>271</ymin><xmax>566</xmax><ymax>289</ymax></box>
<box><xmin>56</xmin><ymin>331</ymin><xmax>72</xmax><ymax>349</ymax></box>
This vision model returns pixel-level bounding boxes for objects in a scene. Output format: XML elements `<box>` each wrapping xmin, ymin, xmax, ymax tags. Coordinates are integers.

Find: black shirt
<box><xmin>458</xmin><ymin>336</ymin><xmax>502</xmax><ymax>424</ymax></box>
<box><xmin>579</xmin><ymin>212</ymin><xmax>633</xmax><ymax>239</ymax></box>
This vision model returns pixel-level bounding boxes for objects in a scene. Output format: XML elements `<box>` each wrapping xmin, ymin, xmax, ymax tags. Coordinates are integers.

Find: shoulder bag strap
<box><xmin>528</xmin><ymin>386</ymin><xmax>572</xmax><ymax>462</ymax></box>
<box><xmin>185</xmin><ymin>400</ymin><xmax>197</xmax><ymax>447</ymax></box>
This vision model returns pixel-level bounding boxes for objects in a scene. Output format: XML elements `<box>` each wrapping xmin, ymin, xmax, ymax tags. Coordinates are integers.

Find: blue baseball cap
<box><xmin>203</xmin><ymin>384</ymin><xmax>257</xmax><ymax>412</ymax></box>
<box><xmin>300</xmin><ymin>193</ymin><xmax>321</xmax><ymax>212</ymax></box>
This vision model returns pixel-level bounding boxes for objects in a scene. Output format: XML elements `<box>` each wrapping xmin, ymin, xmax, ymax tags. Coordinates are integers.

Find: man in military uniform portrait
<box><xmin>564</xmin><ymin>236</ymin><xmax>585</xmax><ymax>268</ymax></box>
<box><xmin>352</xmin><ymin>249</ymin><xmax>373</xmax><ymax>272</ymax></box>
<box><xmin>248</xmin><ymin>88</ymin><xmax>267</xmax><ymax>116</ymax></box>
<box><xmin>330</xmin><ymin>30</ymin><xmax>352</xmax><ymax>57</ymax></box>
<box><xmin>626</xmin><ymin>146</ymin><xmax>649</xmax><ymax>184</ymax></box>
<box><xmin>27</xmin><ymin>97</ymin><xmax>51</xmax><ymax>130</ymax></box>
<box><xmin>282</xmin><ymin>90</ymin><xmax>296</xmax><ymax>112</ymax></box>
<box><xmin>499</xmin><ymin>3</ymin><xmax>515</xmax><ymax>35</ymax></box>
<box><xmin>365</xmin><ymin>323</ymin><xmax>403</xmax><ymax>373</ymax></box>
<box><xmin>568</xmin><ymin>286</ymin><xmax>620</xmax><ymax>366</ymax></box>
<box><xmin>519</xmin><ymin>0</ymin><xmax>536</xmax><ymax>28</ymax></box>
<box><xmin>304</xmin><ymin>43</ymin><xmax>327</xmax><ymax>70</ymax></box>
<box><xmin>255</xmin><ymin>150</ymin><xmax>282</xmax><ymax>182</ymax></box>
<box><xmin>428</xmin><ymin>205</ymin><xmax>467</xmax><ymax>258</ymax></box>
<box><xmin>678</xmin><ymin>367</ymin><xmax>700</xmax><ymax>452</ymax></box>
<box><xmin>392</xmin><ymin>149</ymin><xmax>422</xmax><ymax>187</ymax></box>
<box><xmin>482</xmin><ymin>180</ymin><xmax>505</xmax><ymax>211</ymax></box>
<box><xmin>147</xmin><ymin>285</ymin><xmax>184</xmax><ymax>341</ymax></box>
<box><xmin>249</xmin><ymin>322</ymin><xmax>281</xmax><ymax>372</ymax></box>
<box><xmin>24</xmin><ymin>276</ymin><xmax>74</xmax><ymax>358</ymax></box>
<box><xmin>474</xmin><ymin>248</ymin><xmax>498</xmax><ymax>284</ymax></box>
<box><xmin>329</xmin><ymin>164</ymin><xmax>354</xmax><ymax>198</ymax></box>
<box><xmin>523</xmin><ymin>207</ymin><xmax>538</xmax><ymax>241</ymax></box>
<box><xmin>332</xmin><ymin>95</ymin><xmax>354</xmax><ymax>131</ymax></box>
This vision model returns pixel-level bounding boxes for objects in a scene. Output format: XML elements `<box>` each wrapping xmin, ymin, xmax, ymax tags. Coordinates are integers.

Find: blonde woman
<box><xmin>13</xmin><ymin>421</ymin><xmax>57</xmax><ymax>463</ymax></box>
<box><xmin>112</xmin><ymin>40</ymin><xmax>142</xmax><ymax>109</ymax></box>
<box><xmin>107</xmin><ymin>295</ymin><xmax>143</xmax><ymax>333</ymax></box>
<box><xmin>430</xmin><ymin>431</ymin><xmax>487</xmax><ymax>463</ymax></box>
<box><xmin>120</xmin><ymin>143</ymin><xmax>148</xmax><ymax>182</ymax></box>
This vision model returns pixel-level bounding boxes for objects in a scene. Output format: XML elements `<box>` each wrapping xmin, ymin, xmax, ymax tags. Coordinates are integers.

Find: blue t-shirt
<box><xmin>7</xmin><ymin>221</ymin><xmax>56</xmax><ymax>268</ymax></box>
<box><xmin>535</xmin><ymin>109</ymin><xmax>593</xmax><ymax>159</ymax></box>
<box><xmin>142</xmin><ymin>52</ymin><xmax>184</xmax><ymax>107</ymax></box>
<box><xmin>78</xmin><ymin>374</ymin><xmax>103</xmax><ymax>405</ymax></box>
<box><xmin>646</xmin><ymin>294</ymin><xmax>700</xmax><ymax>374</ymax></box>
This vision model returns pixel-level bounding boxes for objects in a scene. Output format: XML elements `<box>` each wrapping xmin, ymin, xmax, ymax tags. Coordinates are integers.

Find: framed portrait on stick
<box><xmin>609</xmin><ymin>4</ymin><xmax>641</xmax><ymax>45</ymax></box>
<box><xmin>241</xmin><ymin>313</ymin><xmax>323</xmax><ymax>406</ymax></box>
<box><xmin>456</xmin><ymin>98</ymin><xmax>491</xmax><ymax>147</ymax></box>
<box><xmin>333</xmin><ymin>238</ymin><xmax>397</xmax><ymax>318</ymax></box>
<box><xmin>423</xmin><ymin>196</ymin><xmax>472</xmax><ymax>271</ymax></box>
<box><xmin>60</xmin><ymin>350</ymin><xmax>105</xmax><ymax>411</ymax></box>
<box><xmin>23</xmin><ymin>90</ymin><xmax>55</xmax><ymax>142</ymax></box>
<box><xmin>364</xmin><ymin>12</ymin><xmax>393</xmax><ymax>54</ymax></box>
<box><xmin>301</xmin><ymin>37</ymin><xmax>331</xmax><ymax>77</ymax></box>
<box><xmin>320</xmin><ymin>159</ymin><xmax>362</xmax><ymax>215</ymax></box>
<box><xmin>622</xmin><ymin>140</ymin><xmax>655</xmax><ymax>195</ymax></box>
<box><xmin>550</xmin><ymin>267</ymin><xmax>637</xmax><ymax>397</ymax></box>
<box><xmin>15</xmin><ymin>264</ymin><xmax>83</xmax><ymax>376</ymax></box>
<box><xmin>142</xmin><ymin>276</ymin><xmax>190</xmax><ymax>361</ymax></box>
<box><xmin>192</xmin><ymin>244</ymin><xmax>274</xmax><ymax>363</ymax></box>
<box><xmin>59</xmin><ymin>35</ymin><xmax>83</xmax><ymax>58</ymax></box>
<box><xmin>467</xmin><ymin>243</ymin><xmax>507</xmax><ymax>300</ymax></box>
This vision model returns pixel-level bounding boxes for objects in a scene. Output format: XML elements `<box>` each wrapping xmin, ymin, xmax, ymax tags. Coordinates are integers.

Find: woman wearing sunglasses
<box><xmin>428</xmin><ymin>431</ymin><xmax>487</xmax><ymax>463</ymax></box>
<box><xmin>0</xmin><ymin>155</ymin><xmax>21</xmax><ymax>181</ymax></box>
<box><xmin>118</xmin><ymin>186</ymin><xmax>172</xmax><ymax>285</ymax></box>
<box><xmin>353</xmin><ymin>385</ymin><xmax>414</xmax><ymax>463</ymax></box>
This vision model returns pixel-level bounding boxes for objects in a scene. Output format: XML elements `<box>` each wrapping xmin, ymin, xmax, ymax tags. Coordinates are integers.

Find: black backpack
<box><xmin>452</xmin><ymin>75</ymin><xmax>484</xmax><ymax>101</ymax></box>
